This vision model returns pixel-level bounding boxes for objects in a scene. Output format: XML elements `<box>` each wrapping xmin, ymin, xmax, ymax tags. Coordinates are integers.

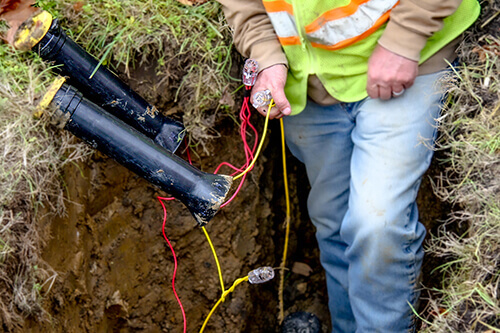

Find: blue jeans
<box><xmin>283</xmin><ymin>71</ymin><xmax>446</xmax><ymax>333</ymax></box>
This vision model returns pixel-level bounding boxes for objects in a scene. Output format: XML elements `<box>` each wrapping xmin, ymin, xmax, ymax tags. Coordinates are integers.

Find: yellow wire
<box><xmin>202</xmin><ymin>226</ymin><xmax>226</xmax><ymax>294</ymax></box>
<box><xmin>233</xmin><ymin>100</ymin><xmax>274</xmax><ymax>180</ymax></box>
<box><xmin>199</xmin><ymin>276</ymin><xmax>249</xmax><ymax>333</ymax></box>
<box><xmin>199</xmin><ymin>101</ymin><xmax>285</xmax><ymax>331</ymax></box>
<box><xmin>278</xmin><ymin>118</ymin><xmax>291</xmax><ymax>323</ymax></box>
<box><xmin>279</xmin><ymin>118</ymin><xmax>291</xmax><ymax>230</ymax></box>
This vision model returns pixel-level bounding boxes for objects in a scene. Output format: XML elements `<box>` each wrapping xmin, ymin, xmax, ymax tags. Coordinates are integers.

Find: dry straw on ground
<box><xmin>0</xmin><ymin>47</ymin><xmax>92</xmax><ymax>330</ymax></box>
<box><xmin>421</xmin><ymin>1</ymin><xmax>500</xmax><ymax>331</ymax></box>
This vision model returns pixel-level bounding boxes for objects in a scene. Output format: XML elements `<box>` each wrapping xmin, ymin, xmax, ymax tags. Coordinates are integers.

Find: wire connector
<box><xmin>252</xmin><ymin>89</ymin><xmax>272</xmax><ymax>109</ymax></box>
<box><xmin>248</xmin><ymin>266</ymin><xmax>275</xmax><ymax>284</ymax></box>
<box><xmin>242</xmin><ymin>59</ymin><xmax>259</xmax><ymax>87</ymax></box>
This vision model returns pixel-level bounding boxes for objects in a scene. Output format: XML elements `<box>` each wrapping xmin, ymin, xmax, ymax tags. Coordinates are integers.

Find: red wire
<box><xmin>157</xmin><ymin>86</ymin><xmax>256</xmax><ymax>330</ymax></box>
<box><xmin>185</xmin><ymin>141</ymin><xmax>192</xmax><ymax>164</ymax></box>
<box><xmin>213</xmin><ymin>87</ymin><xmax>258</xmax><ymax>206</ymax></box>
<box><xmin>158</xmin><ymin>196</ymin><xmax>187</xmax><ymax>333</ymax></box>
<box><xmin>184</xmin><ymin>87</ymin><xmax>257</xmax><ymax>204</ymax></box>
<box><xmin>213</xmin><ymin>161</ymin><xmax>244</xmax><ymax>175</ymax></box>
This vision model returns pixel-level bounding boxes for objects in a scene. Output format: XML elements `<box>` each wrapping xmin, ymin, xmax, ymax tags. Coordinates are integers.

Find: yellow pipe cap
<box><xmin>14</xmin><ymin>10</ymin><xmax>53</xmax><ymax>51</ymax></box>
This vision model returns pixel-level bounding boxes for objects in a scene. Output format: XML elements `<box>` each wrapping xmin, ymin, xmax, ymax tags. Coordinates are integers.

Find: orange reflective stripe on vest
<box><xmin>263</xmin><ymin>0</ymin><xmax>301</xmax><ymax>45</ymax></box>
<box><xmin>305</xmin><ymin>0</ymin><xmax>399</xmax><ymax>50</ymax></box>
<box><xmin>264</xmin><ymin>0</ymin><xmax>398</xmax><ymax>50</ymax></box>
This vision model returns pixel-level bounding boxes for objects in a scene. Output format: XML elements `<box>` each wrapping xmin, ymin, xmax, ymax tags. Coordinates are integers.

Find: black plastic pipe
<box><xmin>50</xmin><ymin>83</ymin><xmax>232</xmax><ymax>226</ymax></box>
<box><xmin>32</xmin><ymin>17</ymin><xmax>184</xmax><ymax>153</ymax></box>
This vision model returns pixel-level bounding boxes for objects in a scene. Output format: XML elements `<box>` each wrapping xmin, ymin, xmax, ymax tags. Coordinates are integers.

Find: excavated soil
<box><xmin>23</xmin><ymin>123</ymin><xmax>330</xmax><ymax>333</ymax></box>
<box><xmin>22</xmin><ymin>61</ymin><xmax>449</xmax><ymax>333</ymax></box>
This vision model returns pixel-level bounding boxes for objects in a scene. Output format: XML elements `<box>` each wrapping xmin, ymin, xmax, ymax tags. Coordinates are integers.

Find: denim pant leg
<box><xmin>284</xmin><ymin>101</ymin><xmax>357</xmax><ymax>333</ymax></box>
<box><xmin>284</xmin><ymin>70</ymin><xmax>445</xmax><ymax>333</ymax></box>
<box><xmin>341</xmin><ymin>71</ymin><xmax>445</xmax><ymax>332</ymax></box>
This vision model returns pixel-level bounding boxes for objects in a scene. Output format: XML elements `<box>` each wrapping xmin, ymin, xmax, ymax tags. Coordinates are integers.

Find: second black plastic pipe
<box><xmin>50</xmin><ymin>83</ymin><xmax>232</xmax><ymax>226</ymax></box>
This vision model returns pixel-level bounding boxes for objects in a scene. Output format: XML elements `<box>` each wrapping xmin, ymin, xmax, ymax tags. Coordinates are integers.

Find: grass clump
<box><xmin>0</xmin><ymin>45</ymin><xmax>91</xmax><ymax>330</ymax></box>
<box><xmin>420</xmin><ymin>1</ymin><xmax>500</xmax><ymax>331</ymax></box>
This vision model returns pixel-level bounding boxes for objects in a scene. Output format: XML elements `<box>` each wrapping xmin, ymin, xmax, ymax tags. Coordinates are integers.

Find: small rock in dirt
<box><xmin>122</xmin><ymin>196</ymin><xmax>132</xmax><ymax>207</ymax></box>
<box><xmin>52</xmin><ymin>294</ymin><xmax>64</xmax><ymax>313</ymax></box>
<box><xmin>71</xmin><ymin>251</ymin><xmax>84</xmax><ymax>275</ymax></box>
<box><xmin>133</xmin><ymin>202</ymin><xmax>144</xmax><ymax>217</ymax></box>
<box><xmin>296</xmin><ymin>282</ymin><xmax>308</xmax><ymax>294</ymax></box>
<box><xmin>106</xmin><ymin>290</ymin><xmax>129</xmax><ymax>319</ymax></box>
<box><xmin>292</xmin><ymin>262</ymin><xmax>313</xmax><ymax>277</ymax></box>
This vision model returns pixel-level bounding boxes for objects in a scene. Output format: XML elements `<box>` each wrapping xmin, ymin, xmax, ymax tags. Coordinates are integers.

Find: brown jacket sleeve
<box><xmin>218</xmin><ymin>0</ymin><xmax>287</xmax><ymax>71</ymax></box>
<box><xmin>378</xmin><ymin>0</ymin><xmax>463</xmax><ymax>61</ymax></box>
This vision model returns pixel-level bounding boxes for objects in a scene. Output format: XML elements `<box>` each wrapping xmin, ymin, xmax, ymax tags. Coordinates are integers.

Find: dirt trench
<box><xmin>23</xmin><ymin>60</ymin><xmax>449</xmax><ymax>332</ymax></box>
<box><xmin>24</xmin><ymin>123</ymin><xmax>330</xmax><ymax>332</ymax></box>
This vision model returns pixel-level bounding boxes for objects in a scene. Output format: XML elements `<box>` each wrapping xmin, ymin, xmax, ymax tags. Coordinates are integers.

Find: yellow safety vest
<box><xmin>262</xmin><ymin>0</ymin><xmax>480</xmax><ymax>114</ymax></box>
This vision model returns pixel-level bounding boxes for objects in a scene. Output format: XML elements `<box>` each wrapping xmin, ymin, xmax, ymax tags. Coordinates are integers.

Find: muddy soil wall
<box><xmin>23</xmin><ymin>120</ymin><xmax>331</xmax><ymax>332</ymax></box>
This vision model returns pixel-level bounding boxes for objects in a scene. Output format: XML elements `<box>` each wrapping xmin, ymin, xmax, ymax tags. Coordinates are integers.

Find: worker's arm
<box><xmin>218</xmin><ymin>0</ymin><xmax>291</xmax><ymax>118</ymax></box>
<box><xmin>367</xmin><ymin>0</ymin><xmax>462</xmax><ymax>100</ymax></box>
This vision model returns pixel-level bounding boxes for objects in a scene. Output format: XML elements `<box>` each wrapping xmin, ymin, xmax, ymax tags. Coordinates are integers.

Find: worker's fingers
<box><xmin>250</xmin><ymin>64</ymin><xmax>290</xmax><ymax>119</ymax></box>
<box><xmin>275</xmin><ymin>111</ymin><xmax>286</xmax><ymax>119</ymax></box>
<box><xmin>253</xmin><ymin>88</ymin><xmax>289</xmax><ymax>119</ymax></box>
<box><xmin>367</xmin><ymin>82</ymin><xmax>408</xmax><ymax>100</ymax></box>
<box><xmin>257</xmin><ymin>104</ymin><xmax>281</xmax><ymax>119</ymax></box>
<box><xmin>378</xmin><ymin>85</ymin><xmax>392</xmax><ymax>100</ymax></box>
<box><xmin>271</xmin><ymin>88</ymin><xmax>291</xmax><ymax>117</ymax></box>
<box><xmin>366</xmin><ymin>83</ymin><xmax>379</xmax><ymax>99</ymax></box>
<box><xmin>366</xmin><ymin>44</ymin><xmax>418</xmax><ymax>100</ymax></box>
<box><xmin>390</xmin><ymin>84</ymin><xmax>406</xmax><ymax>98</ymax></box>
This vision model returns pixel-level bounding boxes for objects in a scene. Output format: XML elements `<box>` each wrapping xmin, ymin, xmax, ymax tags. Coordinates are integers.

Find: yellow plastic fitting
<box><xmin>13</xmin><ymin>10</ymin><xmax>53</xmax><ymax>51</ymax></box>
<box><xmin>34</xmin><ymin>76</ymin><xmax>66</xmax><ymax>118</ymax></box>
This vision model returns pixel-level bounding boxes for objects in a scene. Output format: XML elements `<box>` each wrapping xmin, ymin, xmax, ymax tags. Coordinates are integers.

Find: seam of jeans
<box><xmin>405</xmin><ymin>181</ymin><xmax>421</xmax><ymax>332</ymax></box>
<box><xmin>339</xmin><ymin>103</ymin><xmax>356</xmax><ymax>121</ymax></box>
<box><xmin>407</xmin><ymin>260</ymin><xmax>418</xmax><ymax>332</ymax></box>
<box><xmin>341</xmin><ymin>97</ymin><xmax>368</xmax><ymax>121</ymax></box>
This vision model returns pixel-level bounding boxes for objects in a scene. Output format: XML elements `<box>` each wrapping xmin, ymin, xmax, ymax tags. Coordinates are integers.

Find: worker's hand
<box><xmin>366</xmin><ymin>44</ymin><xmax>418</xmax><ymax>100</ymax></box>
<box><xmin>251</xmin><ymin>64</ymin><xmax>292</xmax><ymax>119</ymax></box>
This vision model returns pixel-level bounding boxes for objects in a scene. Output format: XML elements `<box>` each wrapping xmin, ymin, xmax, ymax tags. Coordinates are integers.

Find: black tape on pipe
<box><xmin>52</xmin><ymin>84</ymin><xmax>232</xmax><ymax>226</ymax></box>
<box><xmin>35</xmin><ymin>18</ymin><xmax>184</xmax><ymax>153</ymax></box>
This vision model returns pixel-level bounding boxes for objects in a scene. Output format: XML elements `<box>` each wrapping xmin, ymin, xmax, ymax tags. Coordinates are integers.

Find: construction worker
<box><xmin>218</xmin><ymin>0</ymin><xmax>480</xmax><ymax>332</ymax></box>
